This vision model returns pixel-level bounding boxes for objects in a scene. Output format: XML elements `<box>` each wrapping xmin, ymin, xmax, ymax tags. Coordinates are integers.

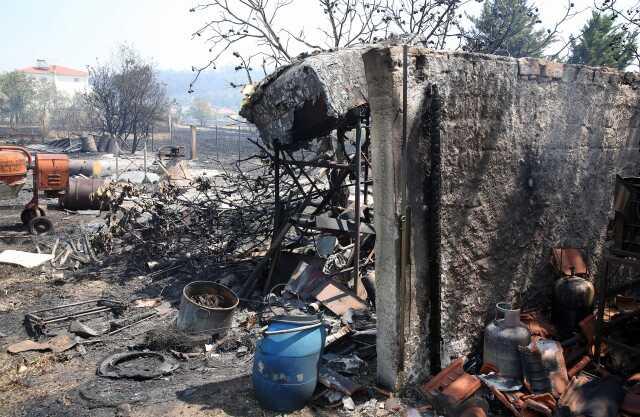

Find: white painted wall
<box><xmin>25</xmin><ymin>71</ymin><xmax>88</xmax><ymax>97</ymax></box>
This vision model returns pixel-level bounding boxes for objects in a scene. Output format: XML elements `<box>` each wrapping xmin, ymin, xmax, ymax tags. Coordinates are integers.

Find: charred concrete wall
<box><xmin>363</xmin><ymin>47</ymin><xmax>640</xmax><ymax>388</ymax></box>
<box><xmin>242</xmin><ymin>45</ymin><xmax>640</xmax><ymax>391</ymax></box>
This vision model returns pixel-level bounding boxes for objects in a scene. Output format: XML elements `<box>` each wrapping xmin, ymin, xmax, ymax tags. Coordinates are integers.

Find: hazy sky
<box><xmin>0</xmin><ymin>0</ymin><xmax>633</xmax><ymax>72</ymax></box>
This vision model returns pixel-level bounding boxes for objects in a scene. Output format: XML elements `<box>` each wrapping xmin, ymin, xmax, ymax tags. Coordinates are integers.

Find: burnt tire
<box><xmin>21</xmin><ymin>207</ymin><xmax>46</xmax><ymax>225</ymax></box>
<box><xmin>28</xmin><ymin>216</ymin><xmax>53</xmax><ymax>235</ymax></box>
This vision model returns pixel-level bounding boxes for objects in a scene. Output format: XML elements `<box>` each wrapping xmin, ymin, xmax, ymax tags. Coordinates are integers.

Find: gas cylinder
<box><xmin>553</xmin><ymin>275</ymin><xmax>595</xmax><ymax>339</ymax></box>
<box><xmin>483</xmin><ymin>302</ymin><xmax>531</xmax><ymax>380</ymax></box>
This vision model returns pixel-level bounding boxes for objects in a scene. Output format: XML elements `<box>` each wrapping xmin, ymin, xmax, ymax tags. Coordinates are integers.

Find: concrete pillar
<box><xmin>190</xmin><ymin>125</ymin><xmax>197</xmax><ymax>160</ymax></box>
<box><xmin>362</xmin><ymin>47</ymin><xmax>405</xmax><ymax>390</ymax></box>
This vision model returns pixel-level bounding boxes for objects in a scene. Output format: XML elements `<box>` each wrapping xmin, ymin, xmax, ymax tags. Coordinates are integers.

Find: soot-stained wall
<box><xmin>363</xmin><ymin>46</ymin><xmax>640</xmax><ymax>388</ymax></box>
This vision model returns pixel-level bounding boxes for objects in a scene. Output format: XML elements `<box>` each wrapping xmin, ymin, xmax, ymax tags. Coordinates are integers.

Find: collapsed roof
<box><xmin>239</xmin><ymin>48</ymin><xmax>370</xmax><ymax>149</ymax></box>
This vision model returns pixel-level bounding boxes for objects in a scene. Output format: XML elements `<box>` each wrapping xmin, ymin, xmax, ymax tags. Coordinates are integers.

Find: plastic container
<box><xmin>252</xmin><ymin>315</ymin><xmax>325</xmax><ymax>412</ymax></box>
<box><xmin>483</xmin><ymin>302</ymin><xmax>531</xmax><ymax>380</ymax></box>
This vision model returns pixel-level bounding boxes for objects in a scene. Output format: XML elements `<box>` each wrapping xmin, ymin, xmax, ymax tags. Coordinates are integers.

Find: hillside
<box><xmin>158</xmin><ymin>66</ymin><xmax>261</xmax><ymax>111</ymax></box>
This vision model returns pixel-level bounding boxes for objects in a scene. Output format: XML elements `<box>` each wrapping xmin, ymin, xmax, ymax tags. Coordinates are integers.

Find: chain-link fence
<box><xmin>168</xmin><ymin>124</ymin><xmax>261</xmax><ymax>167</ymax></box>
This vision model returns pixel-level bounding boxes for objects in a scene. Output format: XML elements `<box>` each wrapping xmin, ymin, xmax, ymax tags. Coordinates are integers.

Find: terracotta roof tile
<box><xmin>18</xmin><ymin>65</ymin><xmax>88</xmax><ymax>77</ymax></box>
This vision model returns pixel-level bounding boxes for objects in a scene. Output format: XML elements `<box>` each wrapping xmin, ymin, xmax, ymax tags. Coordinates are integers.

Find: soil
<box><xmin>0</xmin><ymin>135</ymin><xmax>390</xmax><ymax>417</ymax></box>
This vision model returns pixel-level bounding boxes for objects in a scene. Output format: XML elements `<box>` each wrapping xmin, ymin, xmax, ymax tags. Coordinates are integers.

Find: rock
<box><xmin>116</xmin><ymin>403</ymin><xmax>131</xmax><ymax>417</ymax></box>
<box><xmin>385</xmin><ymin>397</ymin><xmax>403</xmax><ymax>412</ymax></box>
<box><xmin>342</xmin><ymin>396</ymin><xmax>355</xmax><ymax>411</ymax></box>
<box><xmin>69</xmin><ymin>320</ymin><xmax>100</xmax><ymax>337</ymax></box>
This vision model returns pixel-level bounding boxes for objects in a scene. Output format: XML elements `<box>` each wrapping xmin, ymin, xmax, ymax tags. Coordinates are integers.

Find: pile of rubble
<box><xmin>413</xmin><ymin>248</ymin><xmax>640</xmax><ymax>417</ymax></box>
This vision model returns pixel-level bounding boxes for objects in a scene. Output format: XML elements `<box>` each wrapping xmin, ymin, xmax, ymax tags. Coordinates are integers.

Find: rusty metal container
<box><xmin>553</xmin><ymin>275</ymin><xmax>595</xmax><ymax>339</ymax></box>
<box><xmin>483</xmin><ymin>302</ymin><xmax>531</xmax><ymax>380</ymax></box>
<box><xmin>176</xmin><ymin>281</ymin><xmax>238</xmax><ymax>336</ymax></box>
<box><xmin>59</xmin><ymin>178</ymin><xmax>107</xmax><ymax>210</ymax></box>
<box><xmin>35</xmin><ymin>154</ymin><xmax>69</xmax><ymax>191</ymax></box>
<box><xmin>0</xmin><ymin>148</ymin><xmax>29</xmax><ymax>198</ymax></box>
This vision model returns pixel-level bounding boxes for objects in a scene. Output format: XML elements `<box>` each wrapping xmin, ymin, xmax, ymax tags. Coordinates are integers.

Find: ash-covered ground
<box><xmin>0</xmin><ymin>133</ymin><xmax>390</xmax><ymax>417</ymax></box>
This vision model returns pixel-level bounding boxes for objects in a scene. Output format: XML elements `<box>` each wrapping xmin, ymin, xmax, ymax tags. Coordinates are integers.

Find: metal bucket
<box><xmin>176</xmin><ymin>281</ymin><xmax>238</xmax><ymax>336</ymax></box>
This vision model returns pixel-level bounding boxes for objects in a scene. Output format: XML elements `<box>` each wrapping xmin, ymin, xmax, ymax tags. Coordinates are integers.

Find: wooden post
<box><xmin>190</xmin><ymin>125</ymin><xmax>197</xmax><ymax>160</ymax></box>
<box><xmin>215</xmin><ymin>122</ymin><xmax>219</xmax><ymax>160</ymax></box>
<box><xmin>169</xmin><ymin>114</ymin><xmax>173</xmax><ymax>144</ymax></box>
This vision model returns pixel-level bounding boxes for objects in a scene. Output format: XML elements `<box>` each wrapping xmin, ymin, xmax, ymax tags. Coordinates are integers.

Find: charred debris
<box><xmin>1</xmin><ymin>49</ymin><xmax>640</xmax><ymax>417</ymax></box>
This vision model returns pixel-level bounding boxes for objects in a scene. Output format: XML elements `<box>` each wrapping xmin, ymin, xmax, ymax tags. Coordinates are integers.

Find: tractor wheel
<box><xmin>28</xmin><ymin>216</ymin><xmax>54</xmax><ymax>235</ymax></box>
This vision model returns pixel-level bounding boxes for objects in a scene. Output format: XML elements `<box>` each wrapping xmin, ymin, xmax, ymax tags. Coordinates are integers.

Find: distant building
<box><xmin>17</xmin><ymin>59</ymin><xmax>88</xmax><ymax>96</ymax></box>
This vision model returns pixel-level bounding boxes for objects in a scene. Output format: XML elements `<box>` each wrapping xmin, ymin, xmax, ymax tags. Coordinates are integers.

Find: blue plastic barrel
<box><xmin>252</xmin><ymin>315</ymin><xmax>325</xmax><ymax>412</ymax></box>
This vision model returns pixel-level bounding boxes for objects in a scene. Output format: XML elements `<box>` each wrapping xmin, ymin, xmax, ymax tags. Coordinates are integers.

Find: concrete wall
<box><xmin>363</xmin><ymin>47</ymin><xmax>640</xmax><ymax>388</ymax></box>
<box><xmin>27</xmin><ymin>73</ymin><xmax>88</xmax><ymax>97</ymax></box>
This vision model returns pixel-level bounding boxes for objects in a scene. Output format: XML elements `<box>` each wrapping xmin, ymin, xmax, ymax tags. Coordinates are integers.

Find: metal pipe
<box><xmin>363</xmin><ymin>123</ymin><xmax>370</xmax><ymax>205</ymax></box>
<box><xmin>282</xmin><ymin>160</ymin><xmax>351</xmax><ymax>170</ymax></box>
<box><xmin>31</xmin><ymin>307</ymin><xmax>113</xmax><ymax>326</ymax></box>
<box><xmin>354</xmin><ymin>119</ymin><xmax>362</xmax><ymax>297</ymax></box>
<box><xmin>27</xmin><ymin>299</ymin><xmax>104</xmax><ymax>314</ymax></box>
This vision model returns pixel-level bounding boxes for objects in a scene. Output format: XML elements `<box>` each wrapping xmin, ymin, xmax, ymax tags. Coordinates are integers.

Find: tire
<box><xmin>28</xmin><ymin>216</ymin><xmax>54</xmax><ymax>235</ymax></box>
<box><xmin>21</xmin><ymin>207</ymin><xmax>46</xmax><ymax>225</ymax></box>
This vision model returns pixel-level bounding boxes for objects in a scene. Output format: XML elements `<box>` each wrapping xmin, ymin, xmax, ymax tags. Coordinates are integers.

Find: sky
<box><xmin>0</xmin><ymin>0</ymin><xmax>635</xmax><ymax>73</ymax></box>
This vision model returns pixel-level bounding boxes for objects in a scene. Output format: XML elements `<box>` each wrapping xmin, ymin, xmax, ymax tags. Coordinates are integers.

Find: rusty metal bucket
<box><xmin>176</xmin><ymin>281</ymin><xmax>238</xmax><ymax>336</ymax></box>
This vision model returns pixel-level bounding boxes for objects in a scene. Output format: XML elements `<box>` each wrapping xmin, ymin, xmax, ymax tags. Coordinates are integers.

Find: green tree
<box><xmin>568</xmin><ymin>12</ymin><xmax>637</xmax><ymax>70</ymax></box>
<box><xmin>188</xmin><ymin>98</ymin><xmax>214</xmax><ymax>127</ymax></box>
<box><xmin>31</xmin><ymin>78</ymin><xmax>58</xmax><ymax>136</ymax></box>
<box><xmin>0</xmin><ymin>71</ymin><xmax>36</xmax><ymax>128</ymax></box>
<box><xmin>465</xmin><ymin>0</ymin><xmax>553</xmax><ymax>58</ymax></box>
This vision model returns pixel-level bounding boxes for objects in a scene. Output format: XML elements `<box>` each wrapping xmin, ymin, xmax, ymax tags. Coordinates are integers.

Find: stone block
<box><xmin>518</xmin><ymin>58</ymin><xmax>540</xmax><ymax>77</ymax></box>
<box><xmin>575</xmin><ymin>67</ymin><xmax>595</xmax><ymax>84</ymax></box>
<box><xmin>541</xmin><ymin>61</ymin><xmax>564</xmax><ymax>79</ymax></box>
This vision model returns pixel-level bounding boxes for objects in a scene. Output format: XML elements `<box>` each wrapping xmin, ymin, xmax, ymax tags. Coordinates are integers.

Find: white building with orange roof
<box><xmin>18</xmin><ymin>59</ymin><xmax>88</xmax><ymax>97</ymax></box>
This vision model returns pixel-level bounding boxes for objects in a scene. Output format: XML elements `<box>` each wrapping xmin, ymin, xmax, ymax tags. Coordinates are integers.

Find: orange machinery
<box><xmin>0</xmin><ymin>146</ymin><xmax>70</xmax><ymax>234</ymax></box>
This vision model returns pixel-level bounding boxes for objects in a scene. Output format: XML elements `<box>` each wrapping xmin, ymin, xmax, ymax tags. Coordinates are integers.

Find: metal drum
<box><xmin>59</xmin><ymin>178</ymin><xmax>107</xmax><ymax>210</ymax></box>
<box><xmin>252</xmin><ymin>315</ymin><xmax>325</xmax><ymax>412</ymax></box>
<box><xmin>483</xmin><ymin>302</ymin><xmax>531</xmax><ymax>380</ymax></box>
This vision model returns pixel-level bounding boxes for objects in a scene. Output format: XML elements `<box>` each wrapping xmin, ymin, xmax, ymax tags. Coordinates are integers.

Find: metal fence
<box><xmin>170</xmin><ymin>124</ymin><xmax>262</xmax><ymax>165</ymax></box>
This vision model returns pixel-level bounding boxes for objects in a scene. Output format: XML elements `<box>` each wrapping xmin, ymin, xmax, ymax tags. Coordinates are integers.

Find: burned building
<box><xmin>241</xmin><ymin>45</ymin><xmax>640</xmax><ymax>389</ymax></box>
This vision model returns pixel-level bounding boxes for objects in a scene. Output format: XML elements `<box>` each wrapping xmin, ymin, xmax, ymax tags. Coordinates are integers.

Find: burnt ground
<box><xmin>0</xmin><ymin>134</ymin><xmax>397</xmax><ymax>417</ymax></box>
